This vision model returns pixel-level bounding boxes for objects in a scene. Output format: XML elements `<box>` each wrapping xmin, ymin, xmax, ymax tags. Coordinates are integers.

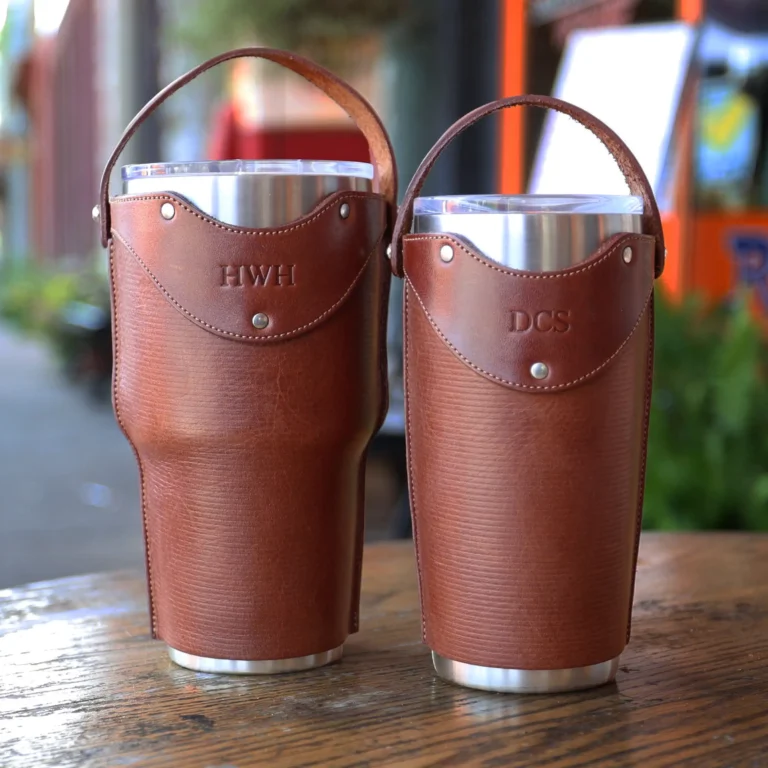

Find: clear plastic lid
<box><xmin>121</xmin><ymin>159</ymin><xmax>375</xmax><ymax>181</ymax></box>
<box><xmin>413</xmin><ymin>194</ymin><xmax>644</xmax><ymax>215</ymax></box>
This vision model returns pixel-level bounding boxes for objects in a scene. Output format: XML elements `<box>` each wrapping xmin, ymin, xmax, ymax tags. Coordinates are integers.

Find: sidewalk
<box><xmin>0</xmin><ymin>324</ymin><xmax>142</xmax><ymax>588</ymax></box>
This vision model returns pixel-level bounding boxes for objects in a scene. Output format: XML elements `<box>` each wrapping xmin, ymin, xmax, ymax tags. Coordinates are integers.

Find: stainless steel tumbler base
<box><xmin>432</xmin><ymin>652</ymin><xmax>619</xmax><ymax>693</ymax></box>
<box><xmin>168</xmin><ymin>645</ymin><xmax>344</xmax><ymax>675</ymax></box>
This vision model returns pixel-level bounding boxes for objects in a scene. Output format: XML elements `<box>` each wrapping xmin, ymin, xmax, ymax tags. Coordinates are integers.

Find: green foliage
<box><xmin>644</xmin><ymin>291</ymin><xmax>768</xmax><ymax>530</ymax></box>
<box><xmin>0</xmin><ymin>258</ymin><xmax>108</xmax><ymax>338</ymax></box>
<box><xmin>175</xmin><ymin>0</ymin><xmax>408</xmax><ymax>65</ymax></box>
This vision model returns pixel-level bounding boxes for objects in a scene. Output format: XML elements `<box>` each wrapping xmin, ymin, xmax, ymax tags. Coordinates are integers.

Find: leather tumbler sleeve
<box><xmin>109</xmin><ymin>191</ymin><xmax>390</xmax><ymax>661</ymax></box>
<box><xmin>403</xmin><ymin>232</ymin><xmax>655</xmax><ymax>670</ymax></box>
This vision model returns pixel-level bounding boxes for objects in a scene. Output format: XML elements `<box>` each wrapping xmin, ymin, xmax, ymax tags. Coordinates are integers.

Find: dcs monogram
<box><xmin>509</xmin><ymin>309</ymin><xmax>571</xmax><ymax>332</ymax></box>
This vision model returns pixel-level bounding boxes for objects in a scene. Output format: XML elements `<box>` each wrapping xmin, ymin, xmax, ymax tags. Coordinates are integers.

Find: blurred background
<box><xmin>1</xmin><ymin>0</ymin><xmax>768</xmax><ymax>588</ymax></box>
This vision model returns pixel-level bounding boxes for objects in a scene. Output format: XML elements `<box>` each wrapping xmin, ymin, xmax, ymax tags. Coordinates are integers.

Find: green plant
<box><xmin>644</xmin><ymin>290</ymin><xmax>768</xmax><ymax>530</ymax></box>
<box><xmin>0</xmin><ymin>258</ymin><xmax>108</xmax><ymax>337</ymax></box>
<box><xmin>0</xmin><ymin>260</ymin><xmax>59</xmax><ymax>333</ymax></box>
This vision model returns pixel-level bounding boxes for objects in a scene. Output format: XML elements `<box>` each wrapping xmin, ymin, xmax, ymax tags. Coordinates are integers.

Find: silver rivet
<box><xmin>91</xmin><ymin>205</ymin><xmax>100</xmax><ymax>222</ymax></box>
<box><xmin>339</xmin><ymin>203</ymin><xmax>350</xmax><ymax>219</ymax></box>
<box><xmin>530</xmin><ymin>362</ymin><xmax>549</xmax><ymax>380</ymax></box>
<box><xmin>386</xmin><ymin>244</ymin><xmax>392</xmax><ymax>259</ymax></box>
<box><xmin>440</xmin><ymin>245</ymin><xmax>454</xmax><ymax>263</ymax></box>
<box><xmin>160</xmin><ymin>202</ymin><xmax>175</xmax><ymax>220</ymax></box>
<box><xmin>623</xmin><ymin>246</ymin><xmax>633</xmax><ymax>264</ymax></box>
<box><xmin>251</xmin><ymin>313</ymin><xmax>269</xmax><ymax>330</ymax></box>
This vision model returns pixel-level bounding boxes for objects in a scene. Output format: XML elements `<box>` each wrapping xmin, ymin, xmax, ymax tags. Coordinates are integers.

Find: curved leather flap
<box><xmin>110</xmin><ymin>190</ymin><xmax>387</xmax><ymax>342</ymax></box>
<box><xmin>403</xmin><ymin>231</ymin><xmax>655</xmax><ymax>391</ymax></box>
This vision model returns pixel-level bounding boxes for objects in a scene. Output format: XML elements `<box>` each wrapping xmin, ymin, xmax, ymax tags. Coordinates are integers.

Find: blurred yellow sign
<box><xmin>701</xmin><ymin>92</ymin><xmax>756</xmax><ymax>150</ymax></box>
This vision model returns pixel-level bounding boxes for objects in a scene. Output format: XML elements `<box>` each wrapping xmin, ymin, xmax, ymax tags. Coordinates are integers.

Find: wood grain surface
<box><xmin>1</xmin><ymin>534</ymin><xmax>767</xmax><ymax>768</ymax></box>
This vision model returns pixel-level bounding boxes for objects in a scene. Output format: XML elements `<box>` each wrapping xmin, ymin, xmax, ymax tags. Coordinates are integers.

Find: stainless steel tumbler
<box><xmin>119</xmin><ymin>159</ymin><xmax>374</xmax><ymax>675</ymax></box>
<box><xmin>393</xmin><ymin>95</ymin><xmax>663</xmax><ymax>697</ymax></box>
<box><xmin>101</xmin><ymin>48</ymin><xmax>396</xmax><ymax>681</ymax></box>
<box><xmin>412</xmin><ymin>193</ymin><xmax>644</xmax><ymax>694</ymax></box>
<box><xmin>413</xmin><ymin>194</ymin><xmax>643</xmax><ymax>271</ymax></box>
<box><xmin>122</xmin><ymin>159</ymin><xmax>373</xmax><ymax>228</ymax></box>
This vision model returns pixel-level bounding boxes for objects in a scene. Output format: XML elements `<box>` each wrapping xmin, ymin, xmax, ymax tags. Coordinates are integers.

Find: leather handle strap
<box><xmin>99</xmin><ymin>47</ymin><xmax>397</xmax><ymax>248</ymax></box>
<box><xmin>391</xmin><ymin>94</ymin><xmax>665</xmax><ymax>278</ymax></box>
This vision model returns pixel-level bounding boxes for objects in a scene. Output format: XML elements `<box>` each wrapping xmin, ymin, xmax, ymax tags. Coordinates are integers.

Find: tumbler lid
<box><xmin>122</xmin><ymin>159</ymin><xmax>374</xmax><ymax>181</ymax></box>
<box><xmin>413</xmin><ymin>194</ymin><xmax>643</xmax><ymax>216</ymax></box>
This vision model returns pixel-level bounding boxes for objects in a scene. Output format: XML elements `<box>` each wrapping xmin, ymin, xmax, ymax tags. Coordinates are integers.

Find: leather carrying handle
<box><xmin>391</xmin><ymin>94</ymin><xmax>665</xmax><ymax>279</ymax></box>
<box><xmin>98</xmin><ymin>47</ymin><xmax>397</xmax><ymax>248</ymax></box>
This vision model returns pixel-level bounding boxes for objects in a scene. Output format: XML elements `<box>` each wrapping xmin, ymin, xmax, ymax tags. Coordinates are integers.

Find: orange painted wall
<box><xmin>690</xmin><ymin>213</ymin><xmax>768</xmax><ymax>300</ymax></box>
<box><xmin>676</xmin><ymin>0</ymin><xmax>704</xmax><ymax>24</ymax></box>
<box><xmin>660</xmin><ymin>214</ymin><xmax>681</xmax><ymax>296</ymax></box>
<box><xmin>498</xmin><ymin>0</ymin><xmax>526</xmax><ymax>194</ymax></box>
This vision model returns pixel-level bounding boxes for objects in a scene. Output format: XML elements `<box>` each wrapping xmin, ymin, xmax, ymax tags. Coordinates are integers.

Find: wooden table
<box><xmin>1</xmin><ymin>534</ymin><xmax>767</xmax><ymax>767</ymax></box>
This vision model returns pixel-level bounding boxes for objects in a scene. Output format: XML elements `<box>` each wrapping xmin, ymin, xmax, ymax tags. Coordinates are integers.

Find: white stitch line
<box><xmin>404</xmin><ymin>285</ymin><xmax>427</xmax><ymax>642</ymax></box>
<box><xmin>110</xmin><ymin>241</ymin><xmax>157</xmax><ymax>634</ymax></box>
<box><xmin>111</xmin><ymin>191</ymin><xmax>382</xmax><ymax>237</ymax></box>
<box><xmin>628</xmin><ymin>298</ymin><xmax>654</xmax><ymax>643</ymax></box>
<box><xmin>112</xmin><ymin>228</ymin><xmax>384</xmax><ymax>341</ymax></box>
<box><xmin>404</xmin><ymin>233</ymin><xmax>652</xmax><ymax>279</ymax></box>
<box><xmin>404</xmin><ymin>270</ymin><xmax>654</xmax><ymax>391</ymax></box>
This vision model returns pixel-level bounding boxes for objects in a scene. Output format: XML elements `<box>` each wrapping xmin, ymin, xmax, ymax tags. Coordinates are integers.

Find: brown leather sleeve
<box><xmin>403</xmin><ymin>233</ymin><xmax>655</xmax><ymax>670</ymax></box>
<box><xmin>110</xmin><ymin>191</ymin><xmax>390</xmax><ymax>660</ymax></box>
<box><xmin>396</xmin><ymin>94</ymin><xmax>662</xmax><ymax>671</ymax></box>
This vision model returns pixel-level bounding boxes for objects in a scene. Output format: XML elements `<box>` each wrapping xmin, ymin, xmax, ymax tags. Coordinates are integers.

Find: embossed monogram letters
<box><xmin>220</xmin><ymin>265</ymin><xmax>296</xmax><ymax>287</ymax></box>
<box><xmin>509</xmin><ymin>310</ymin><xmax>571</xmax><ymax>332</ymax></box>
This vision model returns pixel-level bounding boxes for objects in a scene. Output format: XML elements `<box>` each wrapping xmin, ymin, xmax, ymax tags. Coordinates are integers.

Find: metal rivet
<box><xmin>160</xmin><ymin>202</ymin><xmax>175</xmax><ymax>220</ymax></box>
<box><xmin>386</xmin><ymin>244</ymin><xmax>392</xmax><ymax>259</ymax></box>
<box><xmin>91</xmin><ymin>205</ymin><xmax>100</xmax><ymax>222</ymax></box>
<box><xmin>623</xmin><ymin>246</ymin><xmax>633</xmax><ymax>264</ymax></box>
<box><xmin>251</xmin><ymin>313</ymin><xmax>269</xmax><ymax>329</ymax></box>
<box><xmin>339</xmin><ymin>203</ymin><xmax>350</xmax><ymax>219</ymax></box>
<box><xmin>440</xmin><ymin>245</ymin><xmax>454</xmax><ymax>263</ymax></box>
<box><xmin>530</xmin><ymin>362</ymin><xmax>549</xmax><ymax>380</ymax></box>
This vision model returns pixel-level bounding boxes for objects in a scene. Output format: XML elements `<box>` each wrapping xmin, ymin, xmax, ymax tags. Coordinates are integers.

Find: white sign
<box><xmin>528</xmin><ymin>23</ymin><xmax>697</xmax><ymax>212</ymax></box>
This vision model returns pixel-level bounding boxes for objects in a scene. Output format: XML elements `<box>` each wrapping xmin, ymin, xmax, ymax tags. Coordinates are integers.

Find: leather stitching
<box><xmin>404</xmin><ymin>270</ymin><xmax>654</xmax><ymax>391</ymax></box>
<box><xmin>349</xmin><ymin>251</ymin><xmax>389</xmax><ymax>635</ymax></box>
<box><xmin>109</xmin><ymin>240</ymin><xmax>157</xmax><ymax>636</ymax></box>
<box><xmin>627</xmin><ymin>295</ymin><xmax>655</xmax><ymax>643</ymax></box>
<box><xmin>111</xmin><ymin>191</ymin><xmax>380</xmax><ymax>236</ymax></box>
<box><xmin>404</xmin><ymin>233</ymin><xmax>651</xmax><ymax>279</ymax></box>
<box><xmin>404</xmin><ymin>285</ymin><xmax>427</xmax><ymax>642</ymax></box>
<box><xmin>111</xmin><ymin>228</ymin><xmax>384</xmax><ymax>341</ymax></box>
<box><xmin>373</xmin><ymin>247</ymin><xmax>392</xmax><ymax>434</ymax></box>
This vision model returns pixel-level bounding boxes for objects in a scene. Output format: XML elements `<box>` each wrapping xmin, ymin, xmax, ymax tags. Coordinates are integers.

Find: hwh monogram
<box><xmin>509</xmin><ymin>309</ymin><xmax>571</xmax><ymax>332</ymax></box>
<box><xmin>220</xmin><ymin>265</ymin><xmax>296</xmax><ymax>287</ymax></box>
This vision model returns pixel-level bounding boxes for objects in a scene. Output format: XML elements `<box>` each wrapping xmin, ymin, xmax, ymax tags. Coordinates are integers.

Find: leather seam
<box><xmin>403</xmin><ymin>266</ymin><xmax>654</xmax><ymax>390</ymax></box>
<box><xmin>404</xmin><ymin>285</ymin><xmax>427</xmax><ymax>642</ymax></box>
<box><xmin>110</xmin><ymin>191</ymin><xmax>378</xmax><ymax>236</ymax></box>
<box><xmin>628</xmin><ymin>295</ymin><xmax>654</xmax><ymax>643</ymax></box>
<box><xmin>109</xmin><ymin>240</ymin><xmax>157</xmax><ymax>636</ymax></box>
<box><xmin>111</xmin><ymin>228</ymin><xmax>384</xmax><ymax>341</ymax></box>
<box><xmin>404</xmin><ymin>233</ymin><xmax>648</xmax><ymax>279</ymax></box>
